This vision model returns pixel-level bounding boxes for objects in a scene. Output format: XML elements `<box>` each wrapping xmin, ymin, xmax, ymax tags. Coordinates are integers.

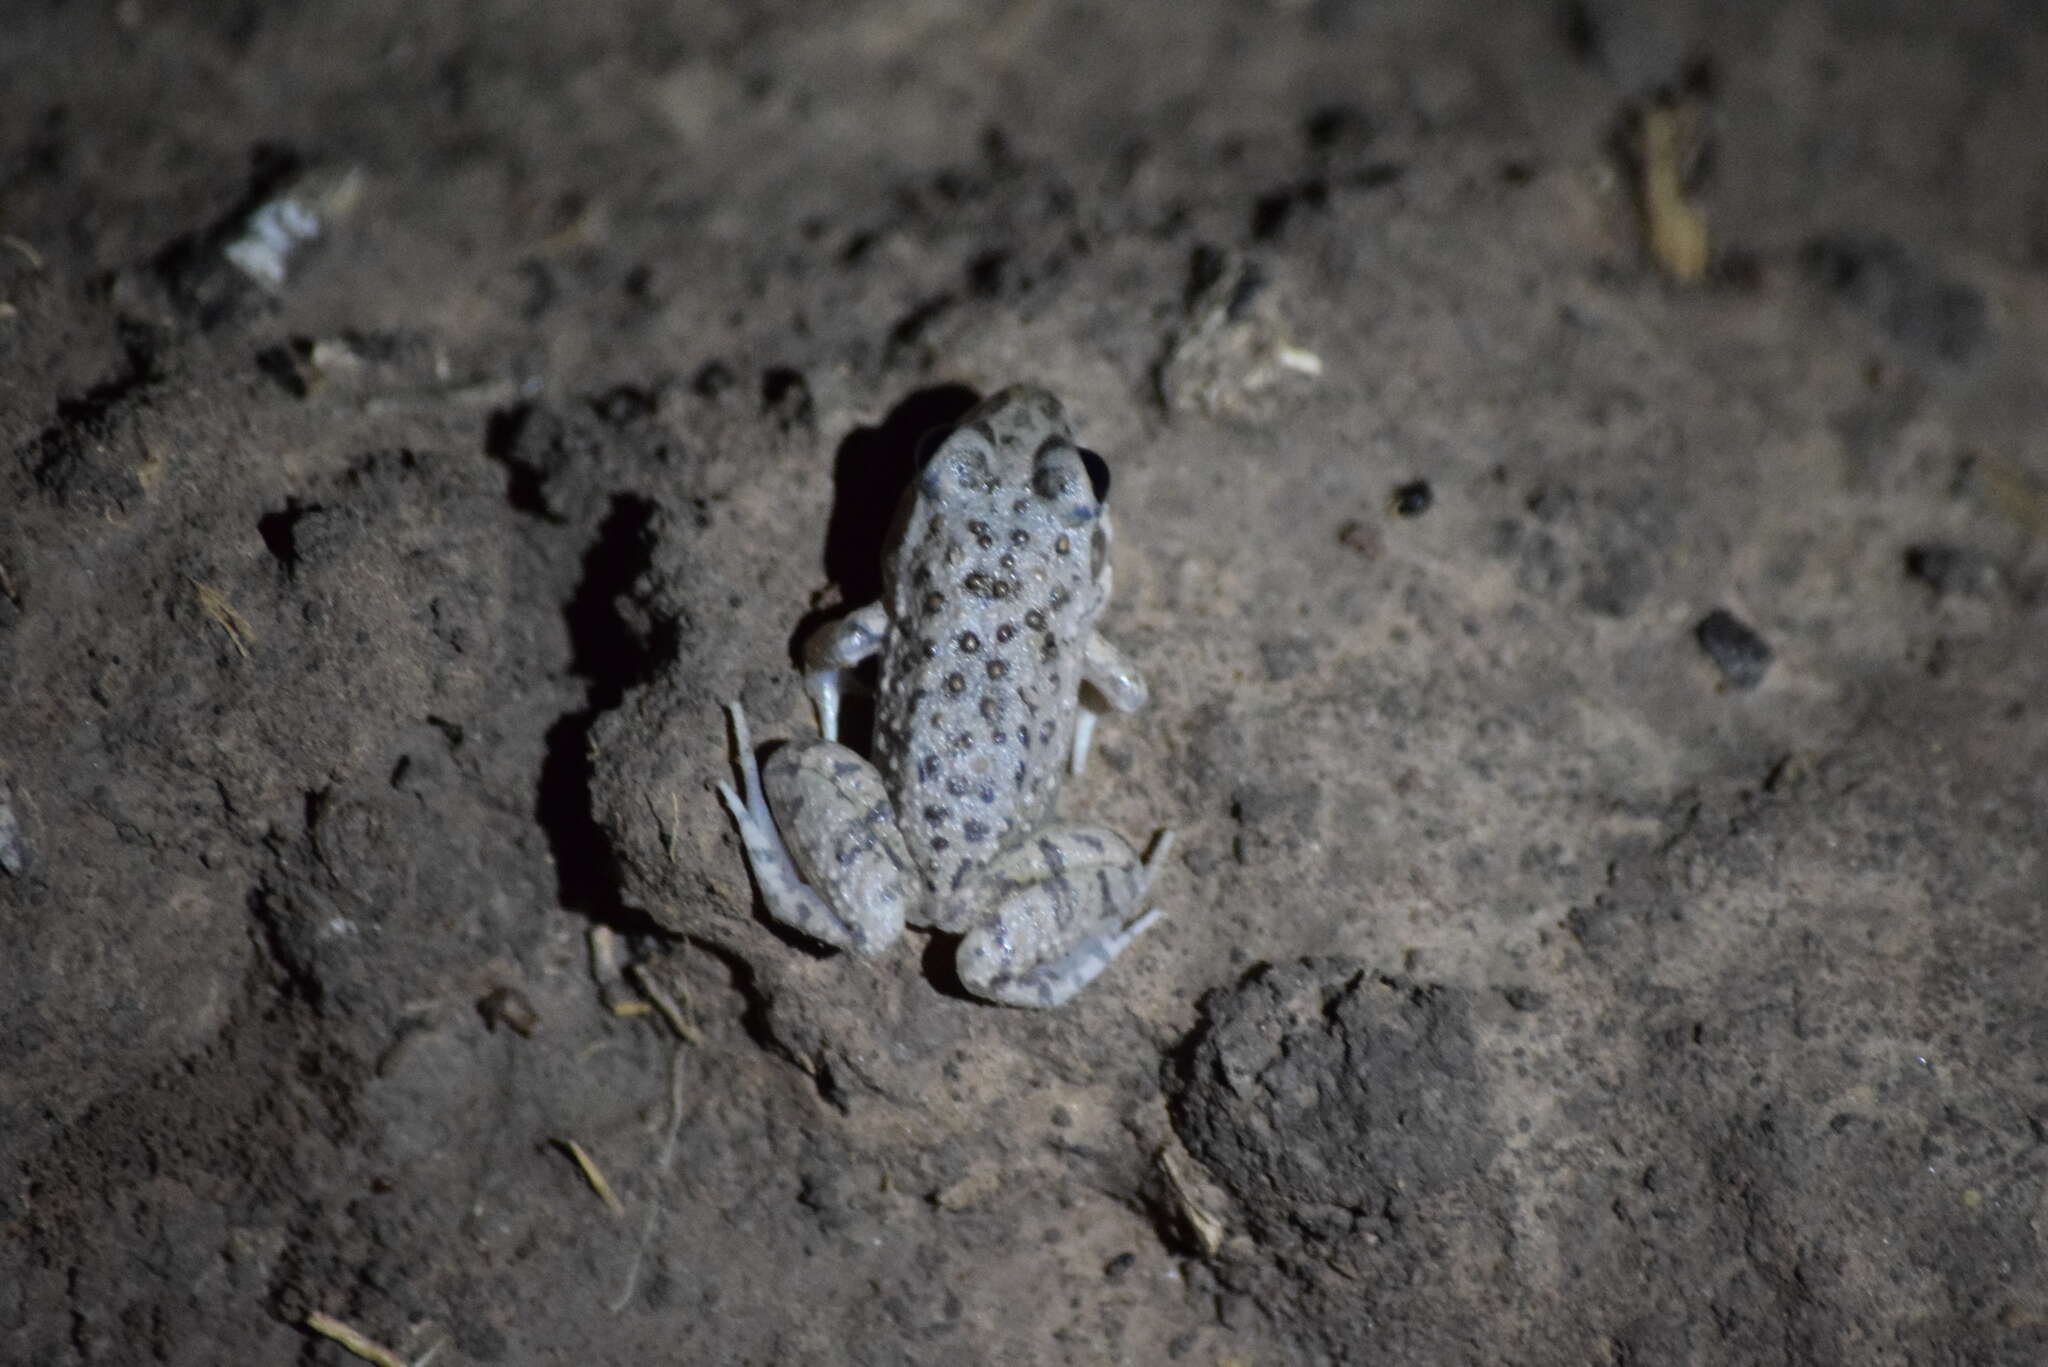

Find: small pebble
<box><xmin>1392</xmin><ymin>479</ymin><xmax>1433</xmax><ymax>516</ymax></box>
<box><xmin>1694</xmin><ymin>608</ymin><xmax>1772</xmax><ymax>690</ymax></box>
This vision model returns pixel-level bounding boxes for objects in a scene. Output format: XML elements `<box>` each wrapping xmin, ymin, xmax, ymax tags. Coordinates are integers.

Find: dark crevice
<box><xmin>537</xmin><ymin>494</ymin><xmax>672</xmax><ymax>932</ymax></box>
<box><xmin>482</xmin><ymin>404</ymin><xmax>556</xmax><ymax>521</ymax></box>
<box><xmin>256</xmin><ymin>497</ymin><xmax>317</xmax><ymax>573</ymax></box>
<box><xmin>56</xmin><ymin>319</ymin><xmax>166</xmax><ymax>427</ymax></box>
<box><xmin>22</xmin><ymin>318</ymin><xmax>166</xmax><ymax>502</ymax></box>
<box><xmin>686</xmin><ymin>937</ymin><xmax>782</xmax><ymax>1052</ymax></box>
<box><xmin>247</xmin><ymin>883</ymin><xmax>326</xmax><ymax>1009</ymax></box>
<box><xmin>918</xmin><ymin>930</ymin><xmax>979</xmax><ymax>1004</ymax></box>
<box><xmin>690</xmin><ymin>929</ymin><xmax>862</xmax><ymax>1112</ymax></box>
<box><xmin>760</xmin><ymin>366</ymin><xmax>814</xmax><ymax>431</ymax></box>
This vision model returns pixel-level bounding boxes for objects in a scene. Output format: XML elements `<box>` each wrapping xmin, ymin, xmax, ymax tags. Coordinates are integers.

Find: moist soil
<box><xmin>4</xmin><ymin>3</ymin><xmax>2047</xmax><ymax>1364</ymax></box>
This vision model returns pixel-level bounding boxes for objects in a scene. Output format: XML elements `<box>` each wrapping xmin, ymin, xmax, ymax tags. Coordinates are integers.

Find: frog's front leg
<box><xmin>949</xmin><ymin>826</ymin><xmax>1176</xmax><ymax>1008</ymax></box>
<box><xmin>717</xmin><ymin>702</ymin><xmax>922</xmax><ymax>955</ymax></box>
<box><xmin>1071</xmin><ymin>631</ymin><xmax>1150</xmax><ymax>776</ymax></box>
<box><xmin>801</xmin><ymin>603</ymin><xmax>890</xmax><ymax>742</ymax></box>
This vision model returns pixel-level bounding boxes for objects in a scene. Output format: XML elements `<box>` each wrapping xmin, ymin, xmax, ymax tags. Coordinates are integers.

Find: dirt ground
<box><xmin>4</xmin><ymin>2</ymin><xmax>2046</xmax><ymax>1363</ymax></box>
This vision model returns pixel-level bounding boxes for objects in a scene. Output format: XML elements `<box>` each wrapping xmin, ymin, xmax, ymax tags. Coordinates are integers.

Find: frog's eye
<box><xmin>1031</xmin><ymin>437</ymin><xmax>1102</xmax><ymax>525</ymax></box>
<box><xmin>919</xmin><ymin>428</ymin><xmax>996</xmax><ymax>500</ymax></box>
<box><xmin>1077</xmin><ymin>446</ymin><xmax>1111</xmax><ymax>503</ymax></box>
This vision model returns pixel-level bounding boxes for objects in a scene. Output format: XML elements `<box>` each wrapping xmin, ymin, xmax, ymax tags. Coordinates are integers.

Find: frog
<box><xmin>717</xmin><ymin>385</ymin><xmax>1173</xmax><ymax>1007</ymax></box>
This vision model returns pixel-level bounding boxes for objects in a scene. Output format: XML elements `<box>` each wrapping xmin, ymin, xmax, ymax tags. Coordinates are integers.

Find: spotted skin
<box><xmin>719</xmin><ymin>385</ymin><xmax>1169</xmax><ymax>1007</ymax></box>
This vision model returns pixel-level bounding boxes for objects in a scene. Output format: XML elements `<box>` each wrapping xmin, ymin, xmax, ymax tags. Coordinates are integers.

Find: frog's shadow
<box><xmin>786</xmin><ymin>382</ymin><xmax>982</xmax><ymax>755</ymax></box>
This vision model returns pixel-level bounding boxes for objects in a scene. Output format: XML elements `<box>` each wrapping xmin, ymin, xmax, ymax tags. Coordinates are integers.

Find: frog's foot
<box><xmin>953</xmin><ymin>826</ymin><xmax>1176</xmax><ymax>1008</ymax></box>
<box><xmin>1072</xmin><ymin>631</ymin><xmax>1149</xmax><ymax>775</ymax></box>
<box><xmin>717</xmin><ymin>701</ymin><xmax>918</xmax><ymax>956</ymax></box>
<box><xmin>801</xmin><ymin>603</ymin><xmax>888</xmax><ymax>742</ymax></box>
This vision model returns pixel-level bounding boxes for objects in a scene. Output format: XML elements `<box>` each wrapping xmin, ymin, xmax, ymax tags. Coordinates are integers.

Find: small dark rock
<box><xmin>1694</xmin><ymin>608</ymin><xmax>1772</xmax><ymax>690</ymax></box>
<box><xmin>1103</xmin><ymin>1251</ymin><xmax>1136</xmax><ymax>1282</ymax></box>
<box><xmin>477</xmin><ymin>984</ymin><xmax>538</xmax><ymax>1037</ymax></box>
<box><xmin>1392</xmin><ymin>479</ymin><xmax>1433</xmax><ymax>516</ymax></box>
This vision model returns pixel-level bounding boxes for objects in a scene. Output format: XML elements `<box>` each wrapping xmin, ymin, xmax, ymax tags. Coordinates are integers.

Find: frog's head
<box><xmin>888</xmin><ymin>385</ymin><xmax>1122</xmax><ymax>614</ymax></box>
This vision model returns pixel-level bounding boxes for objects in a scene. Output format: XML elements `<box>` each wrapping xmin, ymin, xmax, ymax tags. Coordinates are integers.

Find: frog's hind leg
<box><xmin>953</xmin><ymin>827</ymin><xmax>1175</xmax><ymax>1008</ymax></box>
<box><xmin>717</xmin><ymin>701</ymin><xmax>921</xmax><ymax>956</ymax></box>
<box><xmin>1072</xmin><ymin>632</ymin><xmax>1149</xmax><ymax>776</ymax></box>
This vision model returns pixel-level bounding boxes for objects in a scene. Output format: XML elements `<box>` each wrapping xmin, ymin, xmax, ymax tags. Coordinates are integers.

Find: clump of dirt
<box><xmin>1167</xmin><ymin>961</ymin><xmax>1505</xmax><ymax>1362</ymax></box>
<box><xmin>1172</xmin><ymin>961</ymin><xmax>1494</xmax><ymax>1243</ymax></box>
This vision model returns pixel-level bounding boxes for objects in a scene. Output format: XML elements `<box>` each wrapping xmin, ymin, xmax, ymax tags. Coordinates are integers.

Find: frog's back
<box><xmin>872</xmin><ymin>387</ymin><xmax>1109</xmax><ymax>895</ymax></box>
